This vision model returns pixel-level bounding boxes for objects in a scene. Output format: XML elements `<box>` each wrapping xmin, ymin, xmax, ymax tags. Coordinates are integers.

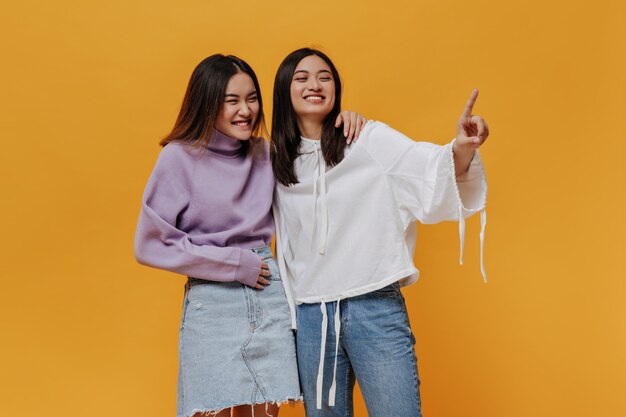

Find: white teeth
<box><xmin>233</xmin><ymin>121</ymin><xmax>250</xmax><ymax>126</ymax></box>
<box><xmin>305</xmin><ymin>96</ymin><xmax>323</xmax><ymax>101</ymax></box>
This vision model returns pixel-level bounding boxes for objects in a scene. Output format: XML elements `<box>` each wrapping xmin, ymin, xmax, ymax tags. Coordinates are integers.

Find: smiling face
<box><xmin>290</xmin><ymin>55</ymin><xmax>336</xmax><ymax>123</ymax></box>
<box><xmin>215</xmin><ymin>72</ymin><xmax>260</xmax><ymax>141</ymax></box>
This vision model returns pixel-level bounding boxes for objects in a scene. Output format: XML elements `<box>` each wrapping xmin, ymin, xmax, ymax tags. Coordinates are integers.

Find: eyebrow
<box><xmin>224</xmin><ymin>91</ymin><xmax>257</xmax><ymax>98</ymax></box>
<box><xmin>294</xmin><ymin>69</ymin><xmax>332</xmax><ymax>75</ymax></box>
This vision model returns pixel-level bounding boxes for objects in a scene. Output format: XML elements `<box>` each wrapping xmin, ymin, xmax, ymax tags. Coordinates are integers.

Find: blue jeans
<box><xmin>296</xmin><ymin>283</ymin><xmax>422</xmax><ymax>417</ymax></box>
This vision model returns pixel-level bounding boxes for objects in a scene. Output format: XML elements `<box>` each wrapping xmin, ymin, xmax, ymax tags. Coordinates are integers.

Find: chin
<box><xmin>233</xmin><ymin>132</ymin><xmax>252</xmax><ymax>141</ymax></box>
<box><xmin>221</xmin><ymin>126</ymin><xmax>253</xmax><ymax>141</ymax></box>
<box><xmin>298</xmin><ymin>107</ymin><xmax>332</xmax><ymax>119</ymax></box>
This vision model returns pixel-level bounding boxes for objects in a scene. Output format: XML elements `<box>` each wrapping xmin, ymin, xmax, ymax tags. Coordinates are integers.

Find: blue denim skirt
<box><xmin>176</xmin><ymin>246</ymin><xmax>301</xmax><ymax>417</ymax></box>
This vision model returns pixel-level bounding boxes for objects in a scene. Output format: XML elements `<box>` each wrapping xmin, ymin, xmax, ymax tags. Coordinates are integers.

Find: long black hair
<box><xmin>160</xmin><ymin>54</ymin><xmax>266</xmax><ymax>153</ymax></box>
<box><xmin>271</xmin><ymin>48</ymin><xmax>345</xmax><ymax>186</ymax></box>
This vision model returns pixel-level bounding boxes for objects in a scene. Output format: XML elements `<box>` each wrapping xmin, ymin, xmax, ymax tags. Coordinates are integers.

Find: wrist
<box><xmin>452</xmin><ymin>139</ymin><xmax>476</xmax><ymax>177</ymax></box>
<box><xmin>453</xmin><ymin>139</ymin><xmax>475</xmax><ymax>157</ymax></box>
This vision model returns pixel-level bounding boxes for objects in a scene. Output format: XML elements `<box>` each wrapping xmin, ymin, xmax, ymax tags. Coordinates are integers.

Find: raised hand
<box><xmin>453</xmin><ymin>89</ymin><xmax>490</xmax><ymax>176</ymax></box>
<box><xmin>455</xmin><ymin>89</ymin><xmax>489</xmax><ymax>149</ymax></box>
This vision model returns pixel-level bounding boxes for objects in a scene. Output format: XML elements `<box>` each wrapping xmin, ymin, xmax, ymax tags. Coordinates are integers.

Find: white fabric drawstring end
<box><xmin>316</xmin><ymin>301</ymin><xmax>328</xmax><ymax>410</ymax></box>
<box><xmin>328</xmin><ymin>300</ymin><xmax>341</xmax><ymax>406</ymax></box>
<box><xmin>311</xmin><ymin>144</ymin><xmax>328</xmax><ymax>255</ymax></box>
<box><xmin>315</xmin><ymin>300</ymin><xmax>342</xmax><ymax>409</ymax></box>
<box><xmin>459</xmin><ymin>205</ymin><xmax>488</xmax><ymax>282</ymax></box>
<box><xmin>317</xmin><ymin>146</ymin><xmax>328</xmax><ymax>255</ymax></box>
<box><xmin>458</xmin><ymin>205</ymin><xmax>465</xmax><ymax>265</ymax></box>
<box><xmin>480</xmin><ymin>209</ymin><xmax>487</xmax><ymax>283</ymax></box>
<box><xmin>318</xmin><ymin>158</ymin><xmax>328</xmax><ymax>255</ymax></box>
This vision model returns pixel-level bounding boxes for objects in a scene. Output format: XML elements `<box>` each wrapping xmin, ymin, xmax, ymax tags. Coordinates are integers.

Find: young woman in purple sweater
<box><xmin>134</xmin><ymin>54</ymin><xmax>365</xmax><ymax>417</ymax></box>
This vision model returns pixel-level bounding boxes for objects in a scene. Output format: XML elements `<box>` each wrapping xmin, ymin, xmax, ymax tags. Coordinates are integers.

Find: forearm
<box><xmin>134</xmin><ymin>208</ymin><xmax>262</xmax><ymax>286</ymax></box>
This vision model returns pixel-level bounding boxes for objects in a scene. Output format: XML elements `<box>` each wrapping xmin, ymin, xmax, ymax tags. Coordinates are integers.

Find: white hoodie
<box><xmin>274</xmin><ymin>121</ymin><xmax>488</xmax><ymax>328</ymax></box>
<box><xmin>273</xmin><ymin>120</ymin><xmax>488</xmax><ymax>409</ymax></box>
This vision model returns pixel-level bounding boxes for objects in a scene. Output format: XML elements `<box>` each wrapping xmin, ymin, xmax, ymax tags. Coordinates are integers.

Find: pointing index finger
<box><xmin>461</xmin><ymin>88</ymin><xmax>479</xmax><ymax>118</ymax></box>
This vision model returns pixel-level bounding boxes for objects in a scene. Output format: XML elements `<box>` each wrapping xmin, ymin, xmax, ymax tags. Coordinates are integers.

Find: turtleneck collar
<box><xmin>207</xmin><ymin>129</ymin><xmax>244</xmax><ymax>158</ymax></box>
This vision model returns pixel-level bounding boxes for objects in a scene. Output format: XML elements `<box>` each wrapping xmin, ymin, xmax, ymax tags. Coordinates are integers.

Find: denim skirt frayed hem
<box><xmin>176</xmin><ymin>247</ymin><xmax>301</xmax><ymax>417</ymax></box>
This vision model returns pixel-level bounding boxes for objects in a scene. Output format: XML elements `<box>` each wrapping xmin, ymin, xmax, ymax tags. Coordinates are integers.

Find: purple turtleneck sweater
<box><xmin>134</xmin><ymin>131</ymin><xmax>274</xmax><ymax>287</ymax></box>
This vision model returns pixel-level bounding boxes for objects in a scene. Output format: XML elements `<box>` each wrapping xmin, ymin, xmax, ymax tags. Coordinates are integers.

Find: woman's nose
<box><xmin>238</xmin><ymin>102</ymin><xmax>251</xmax><ymax>116</ymax></box>
<box><xmin>308</xmin><ymin>78</ymin><xmax>321</xmax><ymax>91</ymax></box>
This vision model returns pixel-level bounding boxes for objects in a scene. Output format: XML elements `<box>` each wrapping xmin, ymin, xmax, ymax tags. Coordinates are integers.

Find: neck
<box><xmin>297</xmin><ymin>117</ymin><xmax>324</xmax><ymax>140</ymax></box>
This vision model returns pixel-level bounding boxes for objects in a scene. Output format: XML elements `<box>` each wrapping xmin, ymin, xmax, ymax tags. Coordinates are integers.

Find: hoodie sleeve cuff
<box><xmin>448</xmin><ymin>139</ymin><xmax>487</xmax><ymax>213</ymax></box>
<box><xmin>234</xmin><ymin>249</ymin><xmax>262</xmax><ymax>287</ymax></box>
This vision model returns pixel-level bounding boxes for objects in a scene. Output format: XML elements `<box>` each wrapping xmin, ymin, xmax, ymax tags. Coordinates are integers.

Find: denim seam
<box><xmin>403</xmin><ymin>297</ymin><xmax>421</xmax><ymax>412</ymax></box>
<box><xmin>410</xmin><ymin>350</ymin><xmax>421</xmax><ymax>411</ymax></box>
<box><xmin>345</xmin><ymin>360</ymin><xmax>354</xmax><ymax>417</ymax></box>
<box><xmin>244</xmin><ymin>286</ymin><xmax>263</xmax><ymax>329</ymax></box>
<box><xmin>243</xmin><ymin>286</ymin><xmax>253</xmax><ymax>324</ymax></box>
<box><xmin>179</xmin><ymin>285</ymin><xmax>189</xmax><ymax>414</ymax></box>
<box><xmin>255</xmin><ymin>290</ymin><xmax>263</xmax><ymax>329</ymax></box>
<box><xmin>240</xmin><ymin>327</ymin><xmax>269</xmax><ymax>402</ymax></box>
<box><xmin>251</xmin><ymin>383</ymin><xmax>258</xmax><ymax>404</ymax></box>
<box><xmin>240</xmin><ymin>285</ymin><xmax>269</xmax><ymax>402</ymax></box>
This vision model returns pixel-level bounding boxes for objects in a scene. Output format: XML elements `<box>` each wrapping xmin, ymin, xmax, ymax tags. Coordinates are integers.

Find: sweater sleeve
<box><xmin>133</xmin><ymin>145</ymin><xmax>261</xmax><ymax>286</ymax></box>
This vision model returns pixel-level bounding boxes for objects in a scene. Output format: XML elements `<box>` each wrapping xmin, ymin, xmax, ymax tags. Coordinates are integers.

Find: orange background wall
<box><xmin>1</xmin><ymin>1</ymin><xmax>624</xmax><ymax>416</ymax></box>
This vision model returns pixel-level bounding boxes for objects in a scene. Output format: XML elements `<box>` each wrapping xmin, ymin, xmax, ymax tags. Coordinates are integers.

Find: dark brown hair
<box><xmin>160</xmin><ymin>54</ymin><xmax>266</xmax><ymax>153</ymax></box>
<box><xmin>271</xmin><ymin>48</ymin><xmax>345</xmax><ymax>186</ymax></box>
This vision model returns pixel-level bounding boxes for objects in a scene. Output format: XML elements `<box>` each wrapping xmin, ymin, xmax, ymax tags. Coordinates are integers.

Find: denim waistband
<box><xmin>250</xmin><ymin>245</ymin><xmax>273</xmax><ymax>260</ymax></box>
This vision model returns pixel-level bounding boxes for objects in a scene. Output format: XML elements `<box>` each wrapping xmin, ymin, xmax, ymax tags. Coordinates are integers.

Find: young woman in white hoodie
<box><xmin>270</xmin><ymin>48</ymin><xmax>489</xmax><ymax>417</ymax></box>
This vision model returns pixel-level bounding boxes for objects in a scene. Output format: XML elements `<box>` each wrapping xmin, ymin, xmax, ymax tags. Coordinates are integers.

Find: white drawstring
<box><xmin>315</xmin><ymin>300</ymin><xmax>342</xmax><ymax>409</ymax></box>
<box><xmin>459</xmin><ymin>205</ymin><xmax>488</xmax><ymax>282</ymax></box>
<box><xmin>301</xmin><ymin>139</ymin><xmax>329</xmax><ymax>255</ymax></box>
<box><xmin>458</xmin><ymin>205</ymin><xmax>465</xmax><ymax>265</ymax></box>
<box><xmin>480</xmin><ymin>209</ymin><xmax>487</xmax><ymax>283</ymax></box>
<box><xmin>328</xmin><ymin>300</ymin><xmax>341</xmax><ymax>406</ymax></box>
<box><xmin>314</xmin><ymin>144</ymin><xmax>328</xmax><ymax>255</ymax></box>
<box><xmin>316</xmin><ymin>301</ymin><xmax>328</xmax><ymax>410</ymax></box>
